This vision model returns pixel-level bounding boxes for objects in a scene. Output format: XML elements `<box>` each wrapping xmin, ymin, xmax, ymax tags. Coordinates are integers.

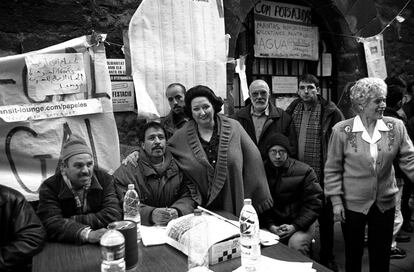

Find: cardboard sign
<box><xmin>25</xmin><ymin>53</ymin><xmax>87</xmax><ymax>96</ymax></box>
<box><xmin>254</xmin><ymin>21</ymin><xmax>318</xmax><ymax>60</ymax></box>
<box><xmin>254</xmin><ymin>1</ymin><xmax>312</xmax><ymax>25</ymax></box>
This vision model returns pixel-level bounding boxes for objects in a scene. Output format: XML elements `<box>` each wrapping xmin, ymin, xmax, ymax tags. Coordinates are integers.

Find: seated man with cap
<box><xmin>38</xmin><ymin>135</ymin><xmax>122</xmax><ymax>244</ymax></box>
<box><xmin>114</xmin><ymin>121</ymin><xmax>196</xmax><ymax>226</ymax></box>
<box><xmin>261</xmin><ymin>132</ymin><xmax>323</xmax><ymax>256</ymax></box>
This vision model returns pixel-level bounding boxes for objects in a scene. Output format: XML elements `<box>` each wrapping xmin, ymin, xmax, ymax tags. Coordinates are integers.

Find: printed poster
<box><xmin>362</xmin><ymin>34</ymin><xmax>387</xmax><ymax>79</ymax></box>
<box><xmin>129</xmin><ymin>0</ymin><xmax>227</xmax><ymax>118</ymax></box>
<box><xmin>0</xmin><ymin>35</ymin><xmax>120</xmax><ymax>200</ymax></box>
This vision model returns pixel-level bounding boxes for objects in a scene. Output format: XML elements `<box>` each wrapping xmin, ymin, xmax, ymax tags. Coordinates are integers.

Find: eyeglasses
<box><xmin>268</xmin><ymin>149</ymin><xmax>287</xmax><ymax>156</ymax></box>
<box><xmin>251</xmin><ymin>91</ymin><xmax>268</xmax><ymax>98</ymax></box>
<box><xmin>298</xmin><ymin>85</ymin><xmax>316</xmax><ymax>91</ymax></box>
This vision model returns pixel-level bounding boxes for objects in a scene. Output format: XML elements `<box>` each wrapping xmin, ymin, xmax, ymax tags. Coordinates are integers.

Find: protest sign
<box><xmin>254</xmin><ymin>21</ymin><xmax>318</xmax><ymax>60</ymax></box>
<box><xmin>129</xmin><ymin>0</ymin><xmax>227</xmax><ymax>118</ymax></box>
<box><xmin>25</xmin><ymin>53</ymin><xmax>87</xmax><ymax>96</ymax></box>
<box><xmin>0</xmin><ymin>35</ymin><xmax>120</xmax><ymax>200</ymax></box>
<box><xmin>254</xmin><ymin>1</ymin><xmax>312</xmax><ymax>25</ymax></box>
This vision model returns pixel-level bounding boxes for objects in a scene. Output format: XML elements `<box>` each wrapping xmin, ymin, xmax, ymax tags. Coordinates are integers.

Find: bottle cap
<box><xmin>244</xmin><ymin>199</ymin><xmax>252</xmax><ymax>205</ymax></box>
<box><xmin>193</xmin><ymin>209</ymin><xmax>202</xmax><ymax>216</ymax></box>
<box><xmin>128</xmin><ymin>184</ymin><xmax>135</xmax><ymax>190</ymax></box>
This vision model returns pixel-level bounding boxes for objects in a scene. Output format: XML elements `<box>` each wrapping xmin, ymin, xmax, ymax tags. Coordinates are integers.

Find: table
<box><xmin>33</xmin><ymin>241</ymin><xmax>332</xmax><ymax>272</ymax></box>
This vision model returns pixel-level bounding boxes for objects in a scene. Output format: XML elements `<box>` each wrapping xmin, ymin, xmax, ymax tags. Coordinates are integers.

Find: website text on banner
<box><xmin>0</xmin><ymin>35</ymin><xmax>120</xmax><ymax>200</ymax></box>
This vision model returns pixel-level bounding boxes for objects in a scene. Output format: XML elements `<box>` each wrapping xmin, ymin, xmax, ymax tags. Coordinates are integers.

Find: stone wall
<box><xmin>0</xmin><ymin>0</ymin><xmax>413</xmax><ymax>150</ymax></box>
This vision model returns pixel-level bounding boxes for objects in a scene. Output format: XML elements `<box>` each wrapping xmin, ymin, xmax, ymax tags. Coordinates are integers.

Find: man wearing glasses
<box><xmin>261</xmin><ymin>132</ymin><xmax>322</xmax><ymax>257</ymax></box>
<box><xmin>286</xmin><ymin>74</ymin><xmax>344</xmax><ymax>271</ymax></box>
<box><xmin>235</xmin><ymin>79</ymin><xmax>297</xmax><ymax>159</ymax></box>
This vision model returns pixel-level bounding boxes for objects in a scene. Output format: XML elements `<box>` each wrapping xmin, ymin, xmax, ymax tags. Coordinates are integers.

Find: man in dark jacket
<box><xmin>161</xmin><ymin>83</ymin><xmax>188</xmax><ymax>138</ymax></box>
<box><xmin>286</xmin><ymin>74</ymin><xmax>343</xmax><ymax>271</ymax></box>
<box><xmin>114</xmin><ymin>121</ymin><xmax>196</xmax><ymax>226</ymax></box>
<box><xmin>0</xmin><ymin>184</ymin><xmax>45</xmax><ymax>271</ymax></box>
<box><xmin>261</xmin><ymin>133</ymin><xmax>322</xmax><ymax>257</ymax></box>
<box><xmin>234</xmin><ymin>79</ymin><xmax>297</xmax><ymax>158</ymax></box>
<box><xmin>38</xmin><ymin>136</ymin><xmax>122</xmax><ymax>244</ymax></box>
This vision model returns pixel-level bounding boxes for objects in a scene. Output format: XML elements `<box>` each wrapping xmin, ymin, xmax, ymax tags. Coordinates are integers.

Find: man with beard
<box><xmin>114</xmin><ymin>122</ymin><xmax>196</xmax><ymax>226</ymax></box>
<box><xmin>235</xmin><ymin>79</ymin><xmax>297</xmax><ymax>158</ymax></box>
<box><xmin>38</xmin><ymin>136</ymin><xmax>122</xmax><ymax>244</ymax></box>
<box><xmin>161</xmin><ymin>83</ymin><xmax>188</xmax><ymax>138</ymax></box>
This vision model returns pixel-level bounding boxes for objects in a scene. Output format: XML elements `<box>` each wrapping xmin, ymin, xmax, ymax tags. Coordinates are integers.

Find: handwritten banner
<box><xmin>25</xmin><ymin>53</ymin><xmax>87</xmax><ymax>96</ymax></box>
<box><xmin>0</xmin><ymin>35</ymin><xmax>120</xmax><ymax>200</ymax></box>
<box><xmin>254</xmin><ymin>1</ymin><xmax>312</xmax><ymax>25</ymax></box>
<box><xmin>254</xmin><ymin>21</ymin><xmax>318</xmax><ymax>60</ymax></box>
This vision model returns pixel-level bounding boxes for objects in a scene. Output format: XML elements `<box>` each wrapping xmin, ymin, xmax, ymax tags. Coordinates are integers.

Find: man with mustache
<box><xmin>38</xmin><ymin>136</ymin><xmax>122</xmax><ymax>244</ymax></box>
<box><xmin>161</xmin><ymin>83</ymin><xmax>188</xmax><ymax>138</ymax></box>
<box><xmin>286</xmin><ymin>74</ymin><xmax>344</xmax><ymax>271</ymax></box>
<box><xmin>114</xmin><ymin>122</ymin><xmax>196</xmax><ymax>226</ymax></box>
<box><xmin>235</xmin><ymin>79</ymin><xmax>297</xmax><ymax>159</ymax></box>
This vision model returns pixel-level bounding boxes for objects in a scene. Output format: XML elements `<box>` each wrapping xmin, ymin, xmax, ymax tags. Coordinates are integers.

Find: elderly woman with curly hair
<box><xmin>324</xmin><ymin>77</ymin><xmax>414</xmax><ymax>272</ymax></box>
<box><xmin>168</xmin><ymin>85</ymin><xmax>273</xmax><ymax>216</ymax></box>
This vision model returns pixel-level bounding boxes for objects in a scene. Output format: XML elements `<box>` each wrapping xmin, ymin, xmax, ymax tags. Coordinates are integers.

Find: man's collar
<box><xmin>251</xmin><ymin>104</ymin><xmax>269</xmax><ymax>117</ymax></box>
<box><xmin>352</xmin><ymin>115</ymin><xmax>390</xmax><ymax>132</ymax></box>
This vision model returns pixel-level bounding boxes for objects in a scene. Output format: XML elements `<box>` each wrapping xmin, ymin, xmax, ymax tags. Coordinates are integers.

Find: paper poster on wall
<box><xmin>254</xmin><ymin>21</ymin><xmax>318</xmax><ymax>60</ymax></box>
<box><xmin>362</xmin><ymin>34</ymin><xmax>387</xmax><ymax>79</ymax></box>
<box><xmin>110</xmin><ymin>75</ymin><xmax>135</xmax><ymax>112</ymax></box>
<box><xmin>107</xmin><ymin>59</ymin><xmax>126</xmax><ymax>75</ymax></box>
<box><xmin>0</xmin><ymin>35</ymin><xmax>120</xmax><ymax>200</ymax></box>
<box><xmin>272</xmin><ymin>76</ymin><xmax>298</xmax><ymax>93</ymax></box>
<box><xmin>275</xmin><ymin>96</ymin><xmax>297</xmax><ymax>110</ymax></box>
<box><xmin>129</xmin><ymin>0</ymin><xmax>227</xmax><ymax>118</ymax></box>
<box><xmin>25</xmin><ymin>53</ymin><xmax>87</xmax><ymax>96</ymax></box>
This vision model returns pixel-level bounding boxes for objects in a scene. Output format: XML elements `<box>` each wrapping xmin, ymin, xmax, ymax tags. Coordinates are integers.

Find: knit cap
<box><xmin>264</xmin><ymin>132</ymin><xmax>292</xmax><ymax>156</ymax></box>
<box><xmin>60</xmin><ymin>136</ymin><xmax>92</xmax><ymax>161</ymax></box>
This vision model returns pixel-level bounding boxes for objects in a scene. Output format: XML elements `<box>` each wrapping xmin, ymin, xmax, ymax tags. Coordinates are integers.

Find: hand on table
<box><xmin>152</xmin><ymin>208</ymin><xmax>177</xmax><ymax>226</ymax></box>
<box><xmin>269</xmin><ymin>224</ymin><xmax>296</xmax><ymax>240</ymax></box>
<box><xmin>87</xmin><ymin>228</ymin><xmax>108</xmax><ymax>243</ymax></box>
<box><xmin>121</xmin><ymin>151</ymin><xmax>139</xmax><ymax>167</ymax></box>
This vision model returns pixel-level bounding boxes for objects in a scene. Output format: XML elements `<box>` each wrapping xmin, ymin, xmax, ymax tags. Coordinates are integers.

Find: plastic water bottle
<box><xmin>100</xmin><ymin>224</ymin><xmax>126</xmax><ymax>272</ymax></box>
<box><xmin>188</xmin><ymin>209</ymin><xmax>210</xmax><ymax>272</ymax></box>
<box><xmin>123</xmin><ymin>184</ymin><xmax>141</xmax><ymax>242</ymax></box>
<box><xmin>239</xmin><ymin>199</ymin><xmax>261</xmax><ymax>271</ymax></box>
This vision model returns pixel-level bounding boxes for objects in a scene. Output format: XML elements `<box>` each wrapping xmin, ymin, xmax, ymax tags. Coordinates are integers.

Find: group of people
<box><xmin>1</xmin><ymin>75</ymin><xmax>414</xmax><ymax>272</ymax></box>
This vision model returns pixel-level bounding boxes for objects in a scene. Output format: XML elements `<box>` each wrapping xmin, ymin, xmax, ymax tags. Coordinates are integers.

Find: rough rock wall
<box><xmin>0</xmin><ymin>0</ymin><xmax>413</xmax><ymax>150</ymax></box>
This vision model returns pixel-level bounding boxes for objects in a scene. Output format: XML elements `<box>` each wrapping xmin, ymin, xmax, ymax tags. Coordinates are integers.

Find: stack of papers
<box><xmin>140</xmin><ymin>225</ymin><xmax>167</xmax><ymax>246</ymax></box>
<box><xmin>233</xmin><ymin>256</ymin><xmax>315</xmax><ymax>272</ymax></box>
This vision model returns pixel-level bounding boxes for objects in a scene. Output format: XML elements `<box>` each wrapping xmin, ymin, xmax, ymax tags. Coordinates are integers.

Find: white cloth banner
<box><xmin>362</xmin><ymin>34</ymin><xmax>387</xmax><ymax>79</ymax></box>
<box><xmin>129</xmin><ymin>0</ymin><xmax>227</xmax><ymax>118</ymax></box>
<box><xmin>0</xmin><ymin>35</ymin><xmax>120</xmax><ymax>200</ymax></box>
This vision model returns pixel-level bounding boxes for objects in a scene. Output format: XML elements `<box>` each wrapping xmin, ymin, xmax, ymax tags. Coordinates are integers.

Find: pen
<box><xmin>197</xmin><ymin>206</ymin><xmax>239</xmax><ymax>229</ymax></box>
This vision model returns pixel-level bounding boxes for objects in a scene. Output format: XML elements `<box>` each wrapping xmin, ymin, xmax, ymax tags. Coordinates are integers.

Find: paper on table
<box><xmin>233</xmin><ymin>255</ymin><xmax>315</xmax><ymax>272</ymax></box>
<box><xmin>259</xmin><ymin>229</ymin><xmax>279</xmax><ymax>246</ymax></box>
<box><xmin>140</xmin><ymin>225</ymin><xmax>167</xmax><ymax>246</ymax></box>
